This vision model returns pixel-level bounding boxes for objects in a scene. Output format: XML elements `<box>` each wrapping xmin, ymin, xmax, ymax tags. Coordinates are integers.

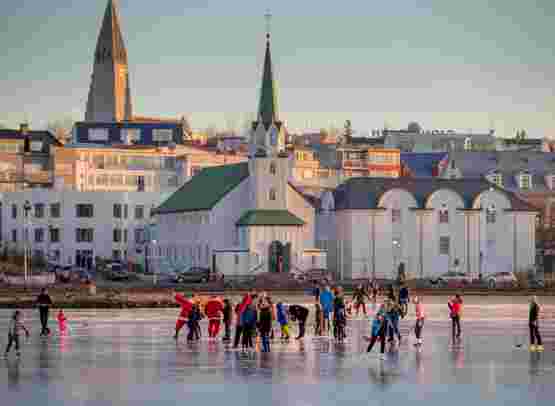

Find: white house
<box><xmin>317</xmin><ymin>178</ymin><xmax>538</xmax><ymax>280</ymax></box>
<box><xmin>153</xmin><ymin>31</ymin><xmax>324</xmax><ymax>278</ymax></box>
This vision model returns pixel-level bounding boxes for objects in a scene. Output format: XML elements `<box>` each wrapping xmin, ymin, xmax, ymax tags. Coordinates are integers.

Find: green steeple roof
<box><xmin>257</xmin><ymin>34</ymin><xmax>279</xmax><ymax>129</ymax></box>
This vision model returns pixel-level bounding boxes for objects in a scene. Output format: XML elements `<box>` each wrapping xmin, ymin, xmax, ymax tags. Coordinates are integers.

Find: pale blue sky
<box><xmin>1</xmin><ymin>0</ymin><xmax>554</xmax><ymax>137</ymax></box>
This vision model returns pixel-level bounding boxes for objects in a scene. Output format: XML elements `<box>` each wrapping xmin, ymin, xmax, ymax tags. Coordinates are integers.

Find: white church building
<box><xmin>153</xmin><ymin>31</ymin><xmax>325</xmax><ymax>277</ymax></box>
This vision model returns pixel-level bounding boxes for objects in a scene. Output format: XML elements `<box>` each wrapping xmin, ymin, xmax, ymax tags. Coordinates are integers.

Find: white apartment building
<box><xmin>0</xmin><ymin>189</ymin><xmax>173</xmax><ymax>268</ymax></box>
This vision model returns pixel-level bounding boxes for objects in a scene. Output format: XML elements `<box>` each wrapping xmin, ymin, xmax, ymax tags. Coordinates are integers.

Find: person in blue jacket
<box><xmin>276</xmin><ymin>302</ymin><xmax>290</xmax><ymax>340</ymax></box>
<box><xmin>364</xmin><ymin>305</ymin><xmax>385</xmax><ymax>355</ymax></box>
<box><xmin>319</xmin><ymin>286</ymin><xmax>334</xmax><ymax>335</ymax></box>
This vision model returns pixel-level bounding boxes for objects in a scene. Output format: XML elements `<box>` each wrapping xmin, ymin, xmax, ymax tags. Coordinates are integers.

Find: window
<box><xmin>113</xmin><ymin>228</ymin><xmax>122</xmax><ymax>243</ymax></box>
<box><xmin>50</xmin><ymin>203</ymin><xmax>61</xmax><ymax>218</ymax></box>
<box><xmin>88</xmin><ymin>128</ymin><xmax>109</xmax><ymax>141</ymax></box>
<box><xmin>489</xmin><ymin>173</ymin><xmax>503</xmax><ymax>188</ymax></box>
<box><xmin>138</xmin><ymin>176</ymin><xmax>145</xmax><ymax>191</ymax></box>
<box><xmin>270</xmin><ymin>162</ymin><xmax>276</xmax><ymax>175</ymax></box>
<box><xmin>439</xmin><ymin>236</ymin><xmax>450</xmax><ymax>255</ymax></box>
<box><xmin>34</xmin><ymin>228</ymin><xmax>44</xmax><ymax>243</ymax></box>
<box><xmin>34</xmin><ymin>203</ymin><xmax>45</xmax><ymax>218</ymax></box>
<box><xmin>135</xmin><ymin>229</ymin><xmax>145</xmax><ymax>244</ymax></box>
<box><xmin>135</xmin><ymin>205</ymin><xmax>144</xmax><ymax>219</ymax></box>
<box><xmin>76</xmin><ymin>204</ymin><xmax>94</xmax><ymax>218</ymax></box>
<box><xmin>124</xmin><ymin>229</ymin><xmax>128</xmax><ymax>243</ymax></box>
<box><xmin>439</xmin><ymin>205</ymin><xmax>449</xmax><ymax>224</ymax></box>
<box><xmin>520</xmin><ymin>174</ymin><xmax>532</xmax><ymax>190</ymax></box>
<box><xmin>392</xmin><ymin>209</ymin><xmax>401</xmax><ymax>223</ymax></box>
<box><xmin>113</xmin><ymin>204</ymin><xmax>122</xmax><ymax>218</ymax></box>
<box><xmin>11</xmin><ymin>204</ymin><xmax>17</xmax><ymax>219</ymax></box>
<box><xmin>191</xmin><ymin>166</ymin><xmax>202</xmax><ymax>177</ymax></box>
<box><xmin>234</xmin><ymin>254</ymin><xmax>239</xmax><ymax>265</ymax></box>
<box><xmin>167</xmin><ymin>176</ymin><xmax>178</xmax><ymax>187</ymax></box>
<box><xmin>486</xmin><ymin>205</ymin><xmax>496</xmax><ymax>224</ymax></box>
<box><xmin>464</xmin><ymin>137</ymin><xmax>472</xmax><ymax>151</ymax></box>
<box><xmin>112</xmin><ymin>250</ymin><xmax>121</xmax><ymax>261</ymax></box>
<box><xmin>76</xmin><ymin>228</ymin><xmax>94</xmax><ymax>243</ymax></box>
<box><xmin>49</xmin><ymin>228</ymin><xmax>60</xmax><ymax>243</ymax></box>
<box><xmin>269</xmin><ymin>188</ymin><xmax>276</xmax><ymax>201</ymax></box>
<box><xmin>124</xmin><ymin>204</ymin><xmax>128</xmax><ymax>219</ymax></box>
<box><xmin>152</xmin><ymin>129</ymin><xmax>172</xmax><ymax>142</ymax></box>
<box><xmin>11</xmin><ymin>230</ymin><xmax>17</xmax><ymax>242</ymax></box>
<box><xmin>121</xmin><ymin>128</ymin><xmax>141</xmax><ymax>144</ymax></box>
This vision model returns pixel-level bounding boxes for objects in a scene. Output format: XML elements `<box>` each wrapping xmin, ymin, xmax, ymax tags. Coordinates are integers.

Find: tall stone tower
<box><xmin>85</xmin><ymin>0</ymin><xmax>133</xmax><ymax>122</ymax></box>
<box><xmin>249</xmin><ymin>19</ymin><xmax>290</xmax><ymax>211</ymax></box>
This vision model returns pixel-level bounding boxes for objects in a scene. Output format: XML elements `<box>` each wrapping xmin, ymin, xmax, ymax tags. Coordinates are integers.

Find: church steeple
<box><xmin>85</xmin><ymin>0</ymin><xmax>132</xmax><ymax>122</ymax></box>
<box><xmin>257</xmin><ymin>12</ymin><xmax>279</xmax><ymax>130</ymax></box>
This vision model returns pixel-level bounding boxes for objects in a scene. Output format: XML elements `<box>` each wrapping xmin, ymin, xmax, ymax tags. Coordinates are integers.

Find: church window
<box><xmin>439</xmin><ymin>204</ymin><xmax>449</xmax><ymax>224</ymax></box>
<box><xmin>269</xmin><ymin>188</ymin><xmax>277</xmax><ymax>201</ymax></box>
<box><xmin>391</xmin><ymin>209</ymin><xmax>401</xmax><ymax>223</ymax></box>
<box><xmin>519</xmin><ymin>173</ymin><xmax>532</xmax><ymax>190</ymax></box>
<box><xmin>270</xmin><ymin>162</ymin><xmax>277</xmax><ymax>175</ymax></box>
<box><xmin>439</xmin><ymin>236</ymin><xmax>450</xmax><ymax>255</ymax></box>
<box><xmin>486</xmin><ymin>205</ymin><xmax>496</xmax><ymax>224</ymax></box>
<box><xmin>489</xmin><ymin>173</ymin><xmax>503</xmax><ymax>188</ymax></box>
<box><xmin>88</xmin><ymin>128</ymin><xmax>109</xmax><ymax>142</ymax></box>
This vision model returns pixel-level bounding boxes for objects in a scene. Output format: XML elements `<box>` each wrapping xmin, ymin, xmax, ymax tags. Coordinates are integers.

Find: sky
<box><xmin>1</xmin><ymin>0</ymin><xmax>554</xmax><ymax>137</ymax></box>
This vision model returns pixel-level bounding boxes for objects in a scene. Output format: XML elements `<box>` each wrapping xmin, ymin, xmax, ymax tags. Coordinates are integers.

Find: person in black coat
<box><xmin>36</xmin><ymin>288</ymin><xmax>53</xmax><ymax>336</ymax></box>
<box><xmin>288</xmin><ymin>304</ymin><xmax>309</xmax><ymax>340</ymax></box>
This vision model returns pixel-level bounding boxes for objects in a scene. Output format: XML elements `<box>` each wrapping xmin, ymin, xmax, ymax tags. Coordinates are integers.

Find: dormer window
<box><xmin>489</xmin><ymin>173</ymin><xmax>503</xmax><ymax>188</ymax></box>
<box><xmin>439</xmin><ymin>204</ymin><xmax>449</xmax><ymax>224</ymax></box>
<box><xmin>519</xmin><ymin>173</ymin><xmax>532</xmax><ymax>190</ymax></box>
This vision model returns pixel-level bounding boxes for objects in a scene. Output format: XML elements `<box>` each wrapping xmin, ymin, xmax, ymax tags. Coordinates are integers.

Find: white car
<box><xmin>486</xmin><ymin>272</ymin><xmax>517</xmax><ymax>289</ymax></box>
<box><xmin>430</xmin><ymin>272</ymin><xmax>473</xmax><ymax>288</ymax></box>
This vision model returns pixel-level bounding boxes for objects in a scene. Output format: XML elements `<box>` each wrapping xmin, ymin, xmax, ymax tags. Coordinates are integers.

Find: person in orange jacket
<box><xmin>174</xmin><ymin>292</ymin><xmax>193</xmax><ymax>340</ymax></box>
<box><xmin>205</xmin><ymin>295</ymin><xmax>224</xmax><ymax>339</ymax></box>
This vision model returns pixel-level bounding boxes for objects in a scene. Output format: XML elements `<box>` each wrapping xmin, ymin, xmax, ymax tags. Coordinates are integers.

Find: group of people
<box><xmin>2</xmin><ymin>286</ymin><xmax>546</xmax><ymax>359</ymax></box>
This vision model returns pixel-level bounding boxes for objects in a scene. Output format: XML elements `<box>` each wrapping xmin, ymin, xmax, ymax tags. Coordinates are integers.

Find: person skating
<box><xmin>319</xmin><ymin>285</ymin><xmax>334</xmax><ymax>336</ymax></box>
<box><xmin>364</xmin><ymin>304</ymin><xmax>385</xmax><ymax>355</ymax></box>
<box><xmin>187</xmin><ymin>304</ymin><xmax>202</xmax><ymax>341</ymax></box>
<box><xmin>353</xmin><ymin>284</ymin><xmax>370</xmax><ymax>317</ymax></box>
<box><xmin>276</xmin><ymin>301</ymin><xmax>290</xmax><ymax>340</ymax></box>
<box><xmin>529</xmin><ymin>296</ymin><xmax>543</xmax><ymax>352</ymax></box>
<box><xmin>240</xmin><ymin>303</ymin><xmax>257</xmax><ymax>350</ymax></box>
<box><xmin>222</xmin><ymin>299</ymin><xmax>233</xmax><ymax>342</ymax></box>
<box><xmin>233</xmin><ymin>290</ymin><xmax>254</xmax><ymax>348</ymax></box>
<box><xmin>333</xmin><ymin>288</ymin><xmax>347</xmax><ymax>341</ymax></box>
<box><xmin>258</xmin><ymin>298</ymin><xmax>273</xmax><ymax>352</ymax></box>
<box><xmin>399</xmin><ymin>283</ymin><xmax>410</xmax><ymax>319</ymax></box>
<box><xmin>413</xmin><ymin>296</ymin><xmax>425</xmax><ymax>347</ymax></box>
<box><xmin>205</xmin><ymin>295</ymin><xmax>224</xmax><ymax>340</ymax></box>
<box><xmin>289</xmin><ymin>304</ymin><xmax>309</xmax><ymax>340</ymax></box>
<box><xmin>36</xmin><ymin>288</ymin><xmax>53</xmax><ymax>336</ymax></box>
<box><xmin>314</xmin><ymin>303</ymin><xmax>323</xmax><ymax>336</ymax></box>
<box><xmin>4</xmin><ymin>310</ymin><xmax>30</xmax><ymax>358</ymax></box>
<box><xmin>387</xmin><ymin>299</ymin><xmax>402</xmax><ymax>345</ymax></box>
<box><xmin>57</xmin><ymin>309</ymin><xmax>68</xmax><ymax>334</ymax></box>
<box><xmin>174</xmin><ymin>292</ymin><xmax>193</xmax><ymax>340</ymax></box>
<box><xmin>448</xmin><ymin>294</ymin><xmax>463</xmax><ymax>339</ymax></box>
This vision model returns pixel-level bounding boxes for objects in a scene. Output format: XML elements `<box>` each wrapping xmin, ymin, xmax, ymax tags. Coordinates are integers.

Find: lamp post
<box><xmin>23</xmin><ymin>200</ymin><xmax>32</xmax><ymax>284</ymax></box>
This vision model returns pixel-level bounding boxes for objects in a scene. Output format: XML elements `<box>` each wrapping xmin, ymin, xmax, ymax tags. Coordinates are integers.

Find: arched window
<box><xmin>269</xmin><ymin>162</ymin><xmax>276</xmax><ymax>175</ymax></box>
<box><xmin>486</xmin><ymin>204</ymin><xmax>496</xmax><ymax>224</ymax></box>
<box><xmin>439</xmin><ymin>204</ymin><xmax>449</xmax><ymax>224</ymax></box>
<box><xmin>269</xmin><ymin>188</ymin><xmax>276</xmax><ymax>201</ymax></box>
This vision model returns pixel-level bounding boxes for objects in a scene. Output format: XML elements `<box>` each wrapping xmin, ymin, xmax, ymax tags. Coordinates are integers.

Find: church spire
<box><xmin>85</xmin><ymin>0</ymin><xmax>132</xmax><ymax>122</ymax></box>
<box><xmin>257</xmin><ymin>11</ymin><xmax>279</xmax><ymax>130</ymax></box>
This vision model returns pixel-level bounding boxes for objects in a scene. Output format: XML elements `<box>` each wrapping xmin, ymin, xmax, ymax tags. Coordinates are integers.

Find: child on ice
<box><xmin>4</xmin><ymin>310</ymin><xmax>30</xmax><ymax>358</ymax></box>
<box><xmin>57</xmin><ymin>310</ymin><xmax>68</xmax><ymax>334</ymax></box>
<box><xmin>276</xmin><ymin>301</ymin><xmax>290</xmax><ymax>340</ymax></box>
<box><xmin>364</xmin><ymin>305</ymin><xmax>385</xmax><ymax>355</ymax></box>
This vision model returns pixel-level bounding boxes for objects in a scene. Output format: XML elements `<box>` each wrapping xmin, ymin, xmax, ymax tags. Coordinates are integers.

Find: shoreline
<box><xmin>0</xmin><ymin>286</ymin><xmax>553</xmax><ymax>309</ymax></box>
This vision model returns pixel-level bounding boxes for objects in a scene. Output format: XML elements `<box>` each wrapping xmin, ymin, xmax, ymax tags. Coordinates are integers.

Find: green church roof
<box><xmin>236</xmin><ymin>210</ymin><xmax>305</xmax><ymax>227</ymax></box>
<box><xmin>154</xmin><ymin>162</ymin><xmax>249</xmax><ymax>214</ymax></box>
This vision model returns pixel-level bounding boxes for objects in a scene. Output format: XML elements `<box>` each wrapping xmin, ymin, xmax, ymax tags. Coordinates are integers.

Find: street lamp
<box><xmin>23</xmin><ymin>200</ymin><xmax>32</xmax><ymax>283</ymax></box>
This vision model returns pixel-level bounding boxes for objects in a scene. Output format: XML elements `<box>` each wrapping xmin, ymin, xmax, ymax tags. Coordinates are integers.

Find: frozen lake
<box><xmin>1</xmin><ymin>298</ymin><xmax>554</xmax><ymax>405</ymax></box>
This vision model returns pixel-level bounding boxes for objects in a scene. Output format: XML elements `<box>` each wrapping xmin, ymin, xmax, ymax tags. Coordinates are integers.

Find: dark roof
<box><xmin>154</xmin><ymin>162</ymin><xmax>249</xmax><ymax>214</ymax></box>
<box><xmin>0</xmin><ymin>129</ymin><xmax>61</xmax><ymax>145</ymax></box>
<box><xmin>400</xmin><ymin>152</ymin><xmax>448</xmax><ymax>177</ymax></box>
<box><xmin>333</xmin><ymin>177</ymin><xmax>536</xmax><ymax>211</ymax></box>
<box><xmin>236</xmin><ymin>210</ymin><xmax>305</xmax><ymax>227</ymax></box>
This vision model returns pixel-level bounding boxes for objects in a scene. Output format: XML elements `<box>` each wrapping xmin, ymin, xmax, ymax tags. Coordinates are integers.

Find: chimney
<box><xmin>20</xmin><ymin>123</ymin><xmax>29</xmax><ymax>134</ymax></box>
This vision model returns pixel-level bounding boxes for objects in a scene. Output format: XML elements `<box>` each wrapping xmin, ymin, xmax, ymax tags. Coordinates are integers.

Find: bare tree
<box><xmin>47</xmin><ymin>117</ymin><xmax>74</xmax><ymax>144</ymax></box>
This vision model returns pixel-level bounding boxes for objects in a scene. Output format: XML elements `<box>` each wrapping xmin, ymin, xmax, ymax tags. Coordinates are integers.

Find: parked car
<box><xmin>174</xmin><ymin>267</ymin><xmax>210</xmax><ymax>284</ymax></box>
<box><xmin>486</xmin><ymin>271</ymin><xmax>518</xmax><ymax>289</ymax></box>
<box><xmin>430</xmin><ymin>272</ymin><xmax>473</xmax><ymax>288</ymax></box>
<box><xmin>106</xmin><ymin>262</ymin><xmax>130</xmax><ymax>281</ymax></box>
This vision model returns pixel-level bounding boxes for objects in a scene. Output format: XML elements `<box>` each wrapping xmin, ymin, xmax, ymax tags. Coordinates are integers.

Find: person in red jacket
<box><xmin>448</xmin><ymin>294</ymin><xmax>463</xmax><ymax>339</ymax></box>
<box><xmin>174</xmin><ymin>292</ymin><xmax>193</xmax><ymax>340</ymax></box>
<box><xmin>205</xmin><ymin>295</ymin><xmax>224</xmax><ymax>339</ymax></box>
<box><xmin>233</xmin><ymin>289</ymin><xmax>256</xmax><ymax>348</ymax></box>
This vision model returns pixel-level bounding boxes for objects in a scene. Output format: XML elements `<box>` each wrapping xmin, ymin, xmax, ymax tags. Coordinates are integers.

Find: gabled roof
<box><xmin>333</xmin><ymin>177</ymin><xmax>535</xmax><ymax>211</ymax></box>
<box><xmin>236</xmin><ymin>210</ymin><xmax>305</xmax><ymax>227</ymax></box>
<box><xmin>154</xmin><ymin>162</ymin><xmax>249</xmax><ymax>214</ymax></box>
